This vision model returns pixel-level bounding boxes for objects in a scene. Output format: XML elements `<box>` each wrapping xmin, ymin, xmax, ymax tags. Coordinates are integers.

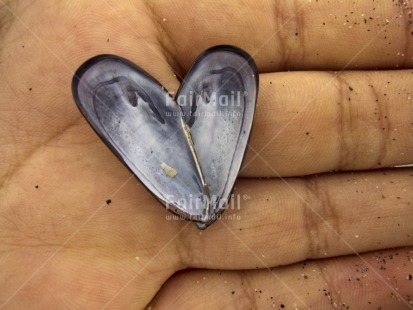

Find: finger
<box><xmin>152</xmin><ymin>247</ymin><xmax>413</xmax><ymax>309</ymax></box>
<box><xmin>241</xmin><ymin>69</ymin><xmax>413</xmax><ymax>177</ymax></box>
<box><xmin>175</xmin><ymin>169</ymin><xmax>413</xmax><ymax>270</ymax></box>
<box><xmin>148</xmin><ymin>0</ymin><xmax>413</xmax><ymax>73</ymax></box>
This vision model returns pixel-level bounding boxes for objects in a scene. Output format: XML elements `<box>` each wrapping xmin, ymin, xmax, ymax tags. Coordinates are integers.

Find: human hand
<box><xmin>0</xmin><ymin>1</ymin><xmax>412</xmax><ymax>309</ymax></box>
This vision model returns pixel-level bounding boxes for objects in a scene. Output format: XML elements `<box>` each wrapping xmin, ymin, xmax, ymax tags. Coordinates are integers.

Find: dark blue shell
<box><xmin>72</xmin><ymin>45</ymin><xmax>258</xmax><ymax>229</ymax></box>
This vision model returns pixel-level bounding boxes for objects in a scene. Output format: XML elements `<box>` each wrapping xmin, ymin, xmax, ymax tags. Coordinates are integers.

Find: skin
<box><xmin>0</xmin><ymin>0</ymin><xmax>412</xmax><ymax>308</ymax></box>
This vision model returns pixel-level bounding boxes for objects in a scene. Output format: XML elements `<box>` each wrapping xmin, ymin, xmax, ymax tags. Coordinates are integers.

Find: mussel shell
<box><xmin>72</xmin><ymin>45</ymin><xmax>258</xmax><ymax>228</ymax></box>
<box><xmin>177</xmin><ymin>46</ymin><xmax>258</xmax><ymax>227</ymax></box>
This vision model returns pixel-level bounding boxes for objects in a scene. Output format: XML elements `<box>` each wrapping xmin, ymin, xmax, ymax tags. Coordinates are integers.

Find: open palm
<box><xmin>0</xmin><ymin>1</ymin><xmax>412</xmax><ymax>309</ymax></box>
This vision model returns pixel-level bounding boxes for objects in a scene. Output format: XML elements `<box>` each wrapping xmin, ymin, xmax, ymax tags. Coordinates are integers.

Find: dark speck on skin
<box><xmin>231</xmin><ymin>291</ymin><xmax>235</xmax><ymax>294</ymax></box>
<box><xmin>280</xmin><ymin>304</ymin><xmax>285</xmax><ymax>308</ymax></box>
<box><xmin>29</xmin><ymin>88</ymin><xmax>32</xmax><ymax>91</ymax></box>
<box><xmin>409</xmin><ymin>274</ymin><xmax>412</xmax><ymax>281</ymax></box>
<box><xmin>35</xmin><ymin>185</ymin><xmax>39</xmax><ymax>189</ymax></box>
<box><xmin>106</xmin><ymin>199</ymin><xmax>112</xmax><ymax>205</ymax></box>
